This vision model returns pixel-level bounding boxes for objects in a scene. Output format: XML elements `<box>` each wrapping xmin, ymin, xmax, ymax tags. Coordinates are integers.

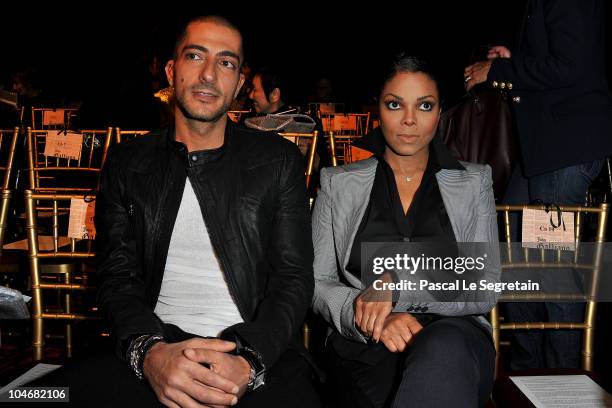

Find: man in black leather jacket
<box><xmin>31</xmin><ymin>15</ymin><xmax>320</xmax><ymax>408</ymax></box>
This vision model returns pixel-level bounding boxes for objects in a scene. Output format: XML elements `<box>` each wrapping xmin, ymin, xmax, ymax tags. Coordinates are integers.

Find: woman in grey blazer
<box><xmin>312</xmin><ymin>55</ymin><xmax>498</xmax><ymax>408</ymax></box>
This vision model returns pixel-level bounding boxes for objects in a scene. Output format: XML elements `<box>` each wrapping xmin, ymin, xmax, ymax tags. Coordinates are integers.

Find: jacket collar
<box><xmin>165</xmin><ymin>118</ymin><xmax>237</xmax><ymax>154</ymax></box>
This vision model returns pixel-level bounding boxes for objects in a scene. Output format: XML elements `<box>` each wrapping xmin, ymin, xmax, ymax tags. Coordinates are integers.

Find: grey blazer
<box><xmin>311</xmin><ymin>157</ymin><xmax>499</xmax><ymax>343</ymax></box>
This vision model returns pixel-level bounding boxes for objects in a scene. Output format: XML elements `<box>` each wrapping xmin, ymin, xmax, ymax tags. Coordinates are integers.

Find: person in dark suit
<box><xmin>464</xmin><ymin>0</ymin><xmax>612</xmax><ymax>369</ymax></box>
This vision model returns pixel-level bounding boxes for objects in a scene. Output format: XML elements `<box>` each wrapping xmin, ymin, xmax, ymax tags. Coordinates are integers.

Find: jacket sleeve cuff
<box><xmin>340</xmin><ymin>291</ymin><xmax>368</xmax><ymax>343</ymax></box>
<box><xmin>487</xmin><ymin>59</ymin><xmax>516</xmax><ymax>91</ymax></box>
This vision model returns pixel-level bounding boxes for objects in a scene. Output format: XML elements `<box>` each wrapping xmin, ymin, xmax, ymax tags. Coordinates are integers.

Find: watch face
<box><xmin>253</xmin><ymin>373</ymin><xmax>265</xmax><ymax>390</ymax></box>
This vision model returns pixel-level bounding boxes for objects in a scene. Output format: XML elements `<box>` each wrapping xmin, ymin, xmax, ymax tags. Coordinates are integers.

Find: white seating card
<box><xmin>522</xmin><ymin>208</ymin><xmax>575</xmax><ymax>251</ymax></box>
<box><xmin>42</xmin><ymin>109</ymin><xmax>65</xmax><ymax>126</ymax></box>
<box><xmin>68</xmin><ymin>198</ymin><xmax>96</xmax><ymax>239</ymax></box>
<box><xmin>43</xmin><ymin>131</ymin><xmax>83</xmax><ymax>161</ymax></box>
<box><xmin>332</xmin><ymin>115</ymin><xmax>357</xmax><ymax>131</ymax></box>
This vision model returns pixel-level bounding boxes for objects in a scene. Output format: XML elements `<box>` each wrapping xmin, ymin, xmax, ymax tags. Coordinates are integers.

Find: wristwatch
<box><xmin>220</xmin><ymin>331</ymin><xmax>267</xmax><ymax>391</ymax></box>
<box><xmin>235</xmin><ymin>345</ymin><xmax>266</xmax><ymax>391</ymax></box>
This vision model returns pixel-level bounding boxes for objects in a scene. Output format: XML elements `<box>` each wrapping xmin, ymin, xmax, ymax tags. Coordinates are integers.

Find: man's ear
<box><xmin>269</xmin><ymin>88</ymin><xmax>281</xmax><ymax>103</ymax></box>
<box><xmin>165</xmin><ymin>60</ymin><xmax>175</xmax><ymax>87</ymax></box>
<box><xmin>234</xmin><ymin>72</ymin><xmax>245</xmax><ymax>99</ymax></box>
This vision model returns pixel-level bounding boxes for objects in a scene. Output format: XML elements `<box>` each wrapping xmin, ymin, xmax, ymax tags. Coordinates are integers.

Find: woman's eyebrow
<box><xmin>382</xmin><ymin>93</ymin><xmax>403</xmax><ymax>100</ymax></box>
<box><xmin>417</xmin><ymin>95</ymin><xmax>436</xmax><ymax>101</ymax></box>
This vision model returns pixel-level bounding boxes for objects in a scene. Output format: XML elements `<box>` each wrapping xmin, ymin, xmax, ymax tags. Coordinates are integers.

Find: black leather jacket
<box><xmin>95</xmin><ymin>120</ymin><xmax>314</xmax><ymax>369</ymax></box>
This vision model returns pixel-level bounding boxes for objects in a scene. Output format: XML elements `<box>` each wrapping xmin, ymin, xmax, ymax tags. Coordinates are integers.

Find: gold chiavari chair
<box><xmin>491</xmin><ymin>203</ymin><xmax>609</xmax><ymax>375</ymax></box>
<box><xmin>18</xmin><ymin>127</ymin><xmax>111</xmax><ymax>287</ymax></box>
<box><xmin>26</xmin><ymin>191</ymin><xmax>98</xmax><ymax>360</ymax></box>
<box><xmin>328</xmin><ymin>131</ymin><xmax>338</xmax><ymax>167</ymax></box>
<box><xmin>331</xmin><ymin>132</ymin><xmax>378</xmax><ymax>164</ymax></box>
<box><xmin>279</xmin><ymin>131</ymin><xmax>319</xmax><ymax>191</ymax></box>
<box><xmin>31</xmin><ymin>108</ymin><xmax>79</xmax><ymax>130</ymax></box>
<box><xmin>0</xmin><ymin>127</ymin><xmax>20</xmax><ymax>249</ymax></box>
<box><xmin>319</xmin><ymin>112</ymin><xmax>370</xmax><ymax>135</ymax></box>
<box><xmin>0</xmin><ymin>128</ymin><xmax>22</xmax><ymax>345</ymax></box>
<box><xmin>114</xmin><ymin>128</ymin><xmax>151</xmax><ymax>144</ymax></box>
<box><xmin>319</xmin><ymin>112</ymin><xmax>371</xmax><ymax>164</ymax></box>
<box><xmin>27</xmin><ymin>127</ymin><xmax>113</xmax><ymax>194</ymax></box>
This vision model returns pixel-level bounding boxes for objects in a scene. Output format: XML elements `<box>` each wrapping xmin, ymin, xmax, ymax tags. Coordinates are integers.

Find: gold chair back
<box><xmin>279</xmin><ymin>131</ymin><xmax>319</xmax><ymax>190</ymax></box>
<box><xmin>27</xmin><ymin>127</ymin><xmax>113</xmax><ymax>193</ymax></box>
<box><xmin>114</xmin><ymin>127</ymin><xmax>151</xmax><ymax>144</ymax></box>
<box><xmin>491</xmin><ymin>203</ymin><xmax>609</xmax><ymax>373</ymax></box>
<box><xmin>26</xmin><ymin>191</ymin><xmax>98</xmax><ymax>360</ymax></box>
<box><xmin>328</xmin><ymin>131</ymin><xmax>338</xmax><ymax>167</ymax></box>
<box><xmin>319</xmin><ymin>112</ymin><xmax>371</xmax><ymax>164</ymax></box>
<box><xmin>31</xmin><ymin>108</ymin><xmax>78</xmax><ymax>130</ymax></box>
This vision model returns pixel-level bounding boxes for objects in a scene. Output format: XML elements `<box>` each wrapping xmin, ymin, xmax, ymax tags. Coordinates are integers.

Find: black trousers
<box><xmin>324</xmin><ymin>317</ymin><xmax>495</xmax><ymax>408</ymax></box>
<box><xmin>24</xmin><ymin>347</ymin><xmax>321</xmax><ymax>408</ymax></box>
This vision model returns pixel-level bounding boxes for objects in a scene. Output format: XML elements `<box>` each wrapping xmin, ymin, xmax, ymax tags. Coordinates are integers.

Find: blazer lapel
<box><xmin>330</xmin><ymin>158</ymin><xmax>377</xmax><ymax>286</ymax></box>
<box><xmin>436</xmin><ymin>168</ymin><xmax>479</xmax><ymax>242</ymax></box>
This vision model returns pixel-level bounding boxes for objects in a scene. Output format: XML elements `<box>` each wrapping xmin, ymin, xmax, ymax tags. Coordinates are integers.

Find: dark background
<box><xmin>0</xmin><ymin>2</ymin><xmax>531</xmax><ymax>127</ymax></box>
<box><xmin>1</xmin><ymin>2</ymin><xmax>610</xmax><ymax>128</ymax></box>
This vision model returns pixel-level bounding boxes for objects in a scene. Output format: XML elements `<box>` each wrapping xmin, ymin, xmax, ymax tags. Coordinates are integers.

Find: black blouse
<box><xmin>346</xmin><ymin>136</ymin><xmax>464</xmax><ymax>280</ymax></box>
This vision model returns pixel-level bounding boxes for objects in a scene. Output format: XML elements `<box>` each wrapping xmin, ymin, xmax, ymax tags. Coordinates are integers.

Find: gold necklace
<box><xmin>390</xmin><ymin>163</ymin><xmax>426</xmax><ymax>184</ymax></box>
<box><xmin>401</xmin><ymin>168</ymin><xmax>425</xmax><ymax>183</ymax></box>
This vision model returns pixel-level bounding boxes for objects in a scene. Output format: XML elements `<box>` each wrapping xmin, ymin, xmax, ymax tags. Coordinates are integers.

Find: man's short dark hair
<box><xmin>172</xmin><ymin>15</ymin><xmax>244</xmax><ymax>65</ymax></box>
<box><xmin>253</xmin><ymin>67</ymin><xmax>286</xmax><ymax>103</ymax></box>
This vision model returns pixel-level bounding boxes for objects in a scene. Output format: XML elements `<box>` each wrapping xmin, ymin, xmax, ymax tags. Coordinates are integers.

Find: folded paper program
<box><xmin>245</xmin><ymin>114</ymin><xmax>316</xmax><ymax>133</ymax></box>
<box><xmin>0</xmin><ymin>286</ymin><xmax>31</xmax><ymax>319</ymax></box>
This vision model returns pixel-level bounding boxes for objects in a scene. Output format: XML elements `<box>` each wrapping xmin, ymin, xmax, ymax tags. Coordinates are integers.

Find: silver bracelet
<box><xmin>128</xmin><ymin>334</ymin><xmax>165</xmax><ymax>380</ymax></box>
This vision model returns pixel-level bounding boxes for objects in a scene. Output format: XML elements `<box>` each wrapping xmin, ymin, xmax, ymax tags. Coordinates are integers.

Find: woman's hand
<box><xmin>379</xmin><ymin>313</ymin><xmax>423</xmax><ymax>353</ymax></box>
<box><xmin>464</xmin><ymin>60</ymin><xmax>493</xmax><ymax>91</ymax></box>
<box><xmin>354</xmin><ymin>273</ymin><xmax>394</xmax><ymax>340</ymax></box>
<box><xmin>464</xmin><ymin>45</ymin><xmax>511</xmax><ymax>91</ymax></box>
<box><xmin>487</xmin><ymin>45</ymin><xmax>511</xmax><ymax>59</ymax></box>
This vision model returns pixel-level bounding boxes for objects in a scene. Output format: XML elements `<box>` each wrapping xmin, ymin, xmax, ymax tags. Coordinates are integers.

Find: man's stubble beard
<box><xmin>175</xmin><ymin>92</ymin><xmax>232</xmax><ymax>124</ymax></box>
